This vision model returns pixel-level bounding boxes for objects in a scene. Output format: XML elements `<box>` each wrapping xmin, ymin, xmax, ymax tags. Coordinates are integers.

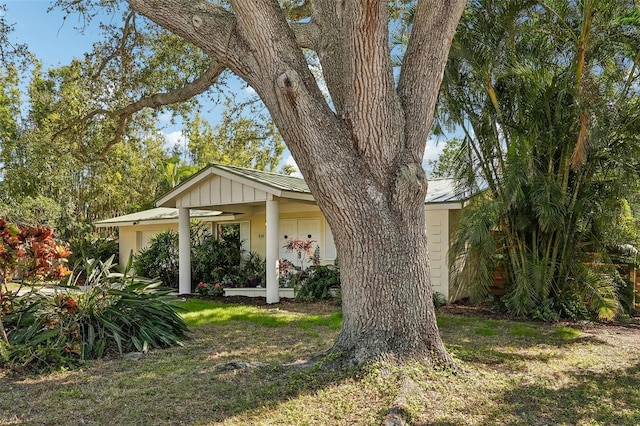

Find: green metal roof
<box><xmin>211</xmin><ymin>163</ymin><xmax>311</xmax><ymax>194</ymax></box>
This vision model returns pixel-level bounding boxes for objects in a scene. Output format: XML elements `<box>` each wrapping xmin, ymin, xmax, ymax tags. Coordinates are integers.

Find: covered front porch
<box><xmin>155</xmin><ymin>163</ymin><xmax>320</xmax><ymax>304</ymax></box>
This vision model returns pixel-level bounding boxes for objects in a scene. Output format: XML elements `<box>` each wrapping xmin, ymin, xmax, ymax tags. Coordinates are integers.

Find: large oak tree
<box><xmin>60</xmin><ymin>0</ymin><xmax>467</xmax><ymax>365</ymax></box>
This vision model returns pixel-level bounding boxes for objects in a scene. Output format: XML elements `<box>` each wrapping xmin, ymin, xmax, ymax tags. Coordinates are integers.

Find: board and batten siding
<box><xmin>176</xmin><ymin>175</ymin><xmax>269</xmax><ymax>208</ymax></box>
<box><xmin>425</xmin><ymin>209</ymin><xmax>450</xmax><ymax>302</ymax></box>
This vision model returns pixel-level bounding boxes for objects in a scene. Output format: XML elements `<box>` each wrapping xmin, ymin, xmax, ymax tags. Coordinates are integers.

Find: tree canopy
<box><xmin>0</xmin><ymin>3</ymin><xmax>289</xmax><ymax>235</ymax></box>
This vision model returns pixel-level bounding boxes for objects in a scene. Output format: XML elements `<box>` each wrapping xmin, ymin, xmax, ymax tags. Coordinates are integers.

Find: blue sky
<box><xmin>2</xmin><ymin>1</ymin><xmax>446</xmax><ymax>174</ymax></box>
<box><xmin>4</xmin><ymin>1</ymin><xmax>103</xmax><ymax>68</ymax></box>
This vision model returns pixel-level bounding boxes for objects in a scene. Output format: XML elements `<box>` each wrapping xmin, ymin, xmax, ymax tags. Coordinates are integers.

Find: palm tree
<box><xmin>439</xmin><ymin>0</ymin><xmax>640</xmax><ymax>319</ymax></box>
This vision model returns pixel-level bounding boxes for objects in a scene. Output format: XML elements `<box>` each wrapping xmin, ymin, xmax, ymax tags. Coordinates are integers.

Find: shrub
<box><xmin>67</xmin><ymin>235</ymin><xmax>119</xmax><ymax>268</ymax></box>
<box><xmin>0</xmin><ymin>258</ymin><xmax>188</xmax><ymax>373</ymax></box>
<box><xmin>134</xmin><ymin>223</ymin><xmax>251</xmax><ymax>291</ymax></box>
<box><xmin>191</xmin><ymin>232</ymin><xmax>243</xmax><ymax>287</ymax></box>
<box><xmin>64</xmin><ymin>235</ymin><xmax>119</xmax><ymax>286</ymax></box>
<box><xmin>0</xmin><ymin>219</ymin><xmax>72</xmax><ymax>286</ymax></box>
<box><xmin>292</xmin><ymin>265</ymin><xmax>341</xmax><ymax>302</ymax></box>
<box><xmin>240</xmin><ymin>252</ymin><xmax>266</xmax><ymax>288</ymax></box>
<box><xmin>133</xmin><ymin>230</ymin><xmax>180</xmax><ymax>288</ymax></box>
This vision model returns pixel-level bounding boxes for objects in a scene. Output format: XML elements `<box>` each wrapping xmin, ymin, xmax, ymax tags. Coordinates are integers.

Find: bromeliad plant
<box><xmin>0</xmin><ymin>253</ymin><xmax>188</xmax><ymax>373</ymax></box>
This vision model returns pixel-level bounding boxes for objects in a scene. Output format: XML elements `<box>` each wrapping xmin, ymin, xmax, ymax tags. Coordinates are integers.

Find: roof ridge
<box><xmin>210</xmin><ymin>162</ymin><xmax>305</xmax><ymax>180</ymax></box>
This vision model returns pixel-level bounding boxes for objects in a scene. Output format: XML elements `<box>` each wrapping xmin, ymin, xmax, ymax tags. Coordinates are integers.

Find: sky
<box><xmin>2</xmin><ymin>0</ymin><xmax>447</xmax><ymax>175</ymax></box>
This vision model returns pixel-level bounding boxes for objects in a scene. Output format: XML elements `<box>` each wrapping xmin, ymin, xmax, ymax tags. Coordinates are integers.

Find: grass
<box><xmin>1</xmin><ymin>299</ymin><xmax>639</xmax><ymax>425</ymax></box>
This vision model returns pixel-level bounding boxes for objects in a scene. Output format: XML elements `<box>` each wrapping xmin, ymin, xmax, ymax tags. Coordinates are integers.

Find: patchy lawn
<box><xmin>1</xmin><ymin>299</ymin><xmax>638</xmax><ymax>425</ymax></box>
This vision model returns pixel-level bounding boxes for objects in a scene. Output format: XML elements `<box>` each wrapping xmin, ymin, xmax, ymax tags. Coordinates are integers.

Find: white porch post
<box><xmin>178</xmin><ymin>208</ymin><xmax>191</xmax><ymax>295</ymax></box>
<box><xmin>266</xmin><ymin>198</ymin><xmax>280</xmax><ymax>304</ymax></box>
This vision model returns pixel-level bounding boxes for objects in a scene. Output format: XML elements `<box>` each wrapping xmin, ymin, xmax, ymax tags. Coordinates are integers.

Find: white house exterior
<box><xmin>97</xmin><ymin>163</ymin><xmax>474</xmax><ymax>303</ymax></box>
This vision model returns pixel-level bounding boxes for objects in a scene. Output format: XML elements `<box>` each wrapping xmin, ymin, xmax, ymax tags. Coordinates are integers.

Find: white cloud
<box><xmin>163</xmin><ymin>130</ymin><xmax>186</xmax><ymax>151</ymax></box>
<box><xmin>422</xmin><ymin>139</ymin><xmax>446</xmax><ymax>176</ymax></box>
<box><xmin>244</xmin><ymin>85</ymin><xmax>256</xmax><ymax>94</ymax></box>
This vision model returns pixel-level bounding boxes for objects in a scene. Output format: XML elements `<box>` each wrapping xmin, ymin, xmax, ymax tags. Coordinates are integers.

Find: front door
<box><xmin>278</xmin><ymin>218</ymin><xmax>320</xmax><ymax>269</ymax></box>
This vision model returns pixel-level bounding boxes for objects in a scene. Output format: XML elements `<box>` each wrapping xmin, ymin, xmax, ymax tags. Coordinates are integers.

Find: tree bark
<box><xmin>126</xmin><ymin>0</ymin><xmax>466</xmax><ymax>365</ymax></box>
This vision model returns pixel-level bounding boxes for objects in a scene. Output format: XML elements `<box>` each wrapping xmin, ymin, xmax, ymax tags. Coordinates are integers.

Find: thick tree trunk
<box><xmin>125</xmin><ymin>0</ymin><xmax>465</xmax><ymax>366</ymax></box>
<box><xmin>326</xmin><ymin>170</ymin><xmax>453</xmax><ymax>365</ymax></box>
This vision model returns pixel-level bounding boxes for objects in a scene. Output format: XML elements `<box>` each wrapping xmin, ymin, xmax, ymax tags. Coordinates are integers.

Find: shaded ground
<box><xmin>1</xmin><ymin>299</ymin><xmax>639</xmax><ymax>425</ymax></box>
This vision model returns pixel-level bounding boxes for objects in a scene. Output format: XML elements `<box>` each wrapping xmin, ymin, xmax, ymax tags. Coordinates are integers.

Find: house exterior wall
<box><xmin>425</xmin><ymin>209</ymin><xmax>450</xmax><ymax>301</ymax></box>
<box><xmin>117</xmin><ymin>223</ymin><xmax>179</xmax><ymax>269</ymax></box>
<box><xmin>215</xmin><ymin>202</ymin><xmax>336</xmax><ymax>265</ymax></box>
<box><xmin>113</xmin><ymin>203</ymin><xmax>461</xmax><ymax>300</ymax></box>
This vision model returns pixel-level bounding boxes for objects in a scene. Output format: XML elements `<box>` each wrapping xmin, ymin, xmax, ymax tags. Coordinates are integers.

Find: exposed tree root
<box><xmin>382</xmin><ymin>374</ymin><xmax>426</xmax><ymax>426</ymax></box>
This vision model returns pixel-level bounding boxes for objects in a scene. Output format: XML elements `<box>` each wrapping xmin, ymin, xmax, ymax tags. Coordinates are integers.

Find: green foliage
<box><xmin>191</xmin><ymin>227</ymin><xmax>243</xmax><ymax>287</ymax></box>
<box><xmin>0</xmin><ymin>257</ymin><xmax>188</xmax><ymax>373</ymax></box>
<box><xmin>0</xmin><ymin>58</ymin><xmax>174</xmax><ymax>237</ymax></box>
<box><xmin>133</xmin><ymin>230</ymin><xmax>180</xmax><ymax>289</ymax></box>
<box><xmin>67</xmin><ymin>235</ymin><xmax>119</xmax><ymax>269</ymax></box>
<box><xmin>443</xmin><ymin>0</ymin><xmax>640</xmax><ymax>320</ymax></box>
<box><xmin>134</xmin><ymin>222</ymin><xmax>265</xmax><ymax>291</ymax></box>
<box><xmin>427</xmin><ymin>138</ymin><xmax>463</xmax><ymax>179</ymax></box>
<box><xmin>292</xmin><ymin>265</ymin><xmax>341</xmax><ymax>302</ymax></box>
<box><xmin>433</xmin><ymin>292</ymin><xmax>447</xmax><ymax>308</ymax></box>
<box><xmin>241</xmin><ymin>251</ymin><xmax>266</xmax><ymax>288</ymax></box>
<box><xmin>186</xmin><ymin>104</ymin><xmax>286</xmax><ymax>172</ymax></box>
<box><xmin>0</xmin><ymin>195</ymin><xmax>63</xmax><ymax>229</ymax></box>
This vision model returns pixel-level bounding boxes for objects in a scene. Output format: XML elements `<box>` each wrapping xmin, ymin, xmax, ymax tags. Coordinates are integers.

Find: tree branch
<box><xmin>125</xmin><ymin>0</ymin><xmax>251</xmax><ymax>73</ymax></box>
<box><xmin>54</xmin><ymin>60</ymin><xmax>225</xmax><ymax>157</ymax></box>
<box><xmin>290</xmin><ymin>22</ymin><xmax>320</xmax><ymax>49</ymax></box>
<box><xmin>397</xmin><ymin>0</ymin><xmax>466</xmax><ymax>160</ymax></box>
<box><xmin>91</xmin><ymin>10</ymin><xmax>137</xmax><ymax>80</ymax></box>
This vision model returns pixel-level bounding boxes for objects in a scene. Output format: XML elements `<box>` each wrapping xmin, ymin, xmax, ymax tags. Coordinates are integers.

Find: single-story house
<box><xmin>96</xmin><ymin>163</ymin><xmax>475</xmax><ymax>303</ymax></box>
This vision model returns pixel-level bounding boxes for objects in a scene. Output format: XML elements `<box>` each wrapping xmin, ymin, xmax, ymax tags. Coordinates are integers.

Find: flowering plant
<box><xmin>194</xmin><ymin>281</ymin><xmax>224</xmax><ymax>297</ymax></box>
<box><xmin>282</xmin><ymin>238</ymin><xmax>316</xmax><ymax>264</ymax></box>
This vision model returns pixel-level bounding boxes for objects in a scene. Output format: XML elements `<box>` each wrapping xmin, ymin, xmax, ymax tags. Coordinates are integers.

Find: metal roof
<box><xmin>154</xmin><ymin>162</ymin><xmax>475</xmax><ymax>211</ymax></box>
<box><xmin>212</xmin><ymin>163</ymin><xmax>311</xmax><ymax>194</ymax></box>
<box><xmin>210</xmin><ymin>164</ymin><xmax>474</xmax><ymax>204</ymax></box>
<box><xmin>424</xmin><ymin>178</ymin><xmax>474</xmax><ymax>204</ymax></box>
<box><xmin>95</xmin><ymin>207</ymin><xmax>225</xmax><ymax>227</ymax></box>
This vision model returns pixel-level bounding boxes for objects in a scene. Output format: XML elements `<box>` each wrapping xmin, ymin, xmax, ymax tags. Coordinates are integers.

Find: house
<box><xmin>96</xmin><ymin>163</ymin><xmax>475</xmax><ymax>303</ymax></box>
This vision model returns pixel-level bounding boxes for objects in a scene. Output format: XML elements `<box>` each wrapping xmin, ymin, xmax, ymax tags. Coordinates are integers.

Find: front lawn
<box><xmin>1</xmin><ymin>299</ymin><xmax>638</xmax><ymax>425</ymax></box>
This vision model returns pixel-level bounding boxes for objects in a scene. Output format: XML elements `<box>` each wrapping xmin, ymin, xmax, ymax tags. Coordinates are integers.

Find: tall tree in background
<box><xmin>1</xmin><ymin>4</ymin><xmax>291</xmax><ymax>237</ymax></box>
<box><xmin>0</xmin><ymin>61</ymin><xmax>171</xmax><ymax>235</ymax></box>
<box><xmin>439</xmin><ymin>0</ymin><xmax>640</xmax><ymax>319</ymax></box>
<box><xmin>52</xmin><ymin>0</ymin><xmax>466</xmax><ymax>365</ymax></box>
<box><xmin>186</xmin><ymin>104</ymin><xmax>286</xmax><ymax>172</ymax></box>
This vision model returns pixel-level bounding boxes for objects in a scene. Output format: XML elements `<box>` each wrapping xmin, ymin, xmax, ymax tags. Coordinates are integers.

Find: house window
<box><xmin>216</xmin><ymin>221</ymin><xmax>250</xmax><ymax>254</ymax></box>
<box><xmin>217</xmin><ymin>223</ymin><xmax>240</xmax><ymax>243</ymax></box>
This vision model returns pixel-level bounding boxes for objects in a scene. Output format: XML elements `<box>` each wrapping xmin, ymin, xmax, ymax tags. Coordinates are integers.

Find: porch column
<box><xmin>178</xmin><ymin>207</ymin><xmax>191</xmax><ymax>295</ymax></box>
<box><xmin>266</xmin><ymin>198</ymin><xmax>280</xmax><ymax>304</ymax></box>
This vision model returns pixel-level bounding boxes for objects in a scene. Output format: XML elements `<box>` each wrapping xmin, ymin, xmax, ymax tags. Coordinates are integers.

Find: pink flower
<box><xmin>197</xmin><ymin>282</ymin><xmax>207</xmax><ymax>288</ymax></box>
<box><xmin>214</xmin><ymin>283</ymin><xmax>221</xmax><ymax>289</ymax></box>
